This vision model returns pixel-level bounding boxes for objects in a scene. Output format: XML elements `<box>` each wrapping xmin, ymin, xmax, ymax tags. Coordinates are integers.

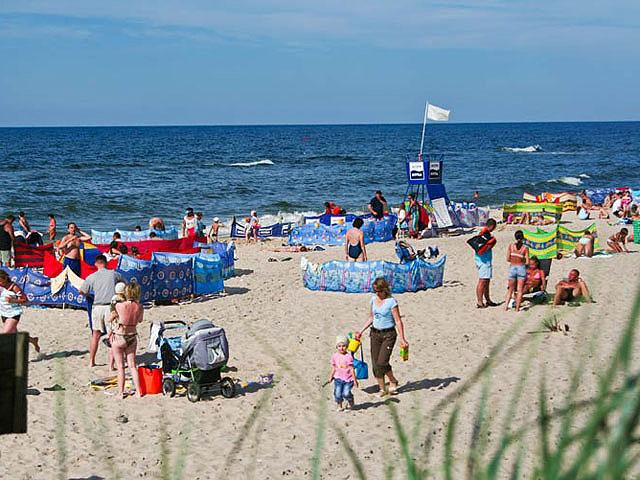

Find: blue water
<box><xmin>1</xmin><ymin>122</ymin><xmax>638</xmax><ymax>231</ymax></box>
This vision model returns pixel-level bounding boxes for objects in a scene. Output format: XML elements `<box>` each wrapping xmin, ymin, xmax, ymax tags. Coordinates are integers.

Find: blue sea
<box><xmin>1</xmin><ymin>122</ymin><xmax>638</xmax><ymax>232</ymax></box>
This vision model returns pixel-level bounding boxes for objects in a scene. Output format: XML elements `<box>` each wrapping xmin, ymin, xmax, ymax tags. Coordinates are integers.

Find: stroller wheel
<box><xmin>187</xmin><ymin>382</ymin><xmax>201</xmax><ymax>403</ymax></box>
<box><xmin>220</xmin><ymin>377</ymin><xmax>236</xmax><ymax>399</ymax></box>
<box><xmin>162</xmin><ymin>378</ymin><xmax>176</xmax><ymax>397</ymax></box>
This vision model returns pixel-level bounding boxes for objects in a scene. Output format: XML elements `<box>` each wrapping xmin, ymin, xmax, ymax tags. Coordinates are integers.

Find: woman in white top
<box><xmin>0</xmin><ymin>270</ymin><xmax>40</xmax><ymax>353</ymax></box>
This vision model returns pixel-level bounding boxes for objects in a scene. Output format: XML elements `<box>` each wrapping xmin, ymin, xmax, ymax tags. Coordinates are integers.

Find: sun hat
<box><xmin>115</xmin><ymin>282</ymin><xmax>126</xmax><ymax>294</ymax></box>
<box><xmin>336</xmin><ymin>335</ymin><xmax>348</xmax><ymax>346</ymax></box>
<box><xmin>213</xmin><ymin>217</ymin><xmax>220</xmax><ymax>222</ymax></box>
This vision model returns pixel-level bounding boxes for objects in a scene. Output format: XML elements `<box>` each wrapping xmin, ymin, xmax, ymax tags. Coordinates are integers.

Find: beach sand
<box><xmin>0</xmin><ymin>213</ymin><xmax>637</xmax><ymax>479</ymax></box>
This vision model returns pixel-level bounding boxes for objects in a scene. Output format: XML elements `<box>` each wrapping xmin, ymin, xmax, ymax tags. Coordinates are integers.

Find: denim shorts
<box><xmin>333</xmin><ymin>378</ymin><xmax>354</xmax><ymax>403</ymax></box>
<box><xmin>475</xmin><ymin>257</ymin><xmax>492</xmax><ymax>279</ymax></box>
<box><xmin>508</xmin><ymin>264</ymin><xmax>527</xmax><ymax>281</ymax></box>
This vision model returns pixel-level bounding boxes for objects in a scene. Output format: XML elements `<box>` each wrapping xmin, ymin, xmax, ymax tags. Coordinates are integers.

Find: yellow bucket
<box><xmin>347</xmin><ymin>338</ymin><xmax>360</xmax><ymax>352</ymax></box>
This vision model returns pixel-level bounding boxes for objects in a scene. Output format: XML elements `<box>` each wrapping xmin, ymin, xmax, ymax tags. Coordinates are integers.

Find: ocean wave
<box><xmin>547</xmin><ymin>176</ymin><xmax>584</xmax><ymax>187</ymax></box>
<box><xmin>579</xmin><ymin>174</ymin><xmax>591</xmax><ymax>179</ymax></box>
<box><xmin>228</xmin><ymin>160</ymin><xmax>274</xmax><ymax>167</ymax></box>
<box><xmin>501</xmin><ymin>144</ymin><xmax>542</xmax><ymax>153</ymax></box>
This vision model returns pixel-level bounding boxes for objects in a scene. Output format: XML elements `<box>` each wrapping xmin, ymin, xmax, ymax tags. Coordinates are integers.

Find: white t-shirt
<box><xmin>611</xmin><ymin>198</ymin><xmax>623</xmax><ymax>214</ymax></box>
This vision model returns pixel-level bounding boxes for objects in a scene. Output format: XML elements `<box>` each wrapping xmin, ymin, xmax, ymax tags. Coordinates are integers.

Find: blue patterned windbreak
<box><xmin>301</xmin><ymin>256</ymin><xmax>446</xmax><ymax>293</ymax></box>
<box><xmin>0</xmin><ymin>267</ymin><xmax>88</xmax><ymax>308</ymax></box>
<box><xmin>90</xmin><ymin>226</ymin><xmax>179</xmax><ymax>244</ymax></box>
<box><xmin>289</xmin><ymin>215</ymin><xmax>397</xmax><ymax>246</ymax></box>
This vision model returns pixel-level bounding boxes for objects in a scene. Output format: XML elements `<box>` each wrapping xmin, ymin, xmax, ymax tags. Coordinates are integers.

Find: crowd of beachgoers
<box><xmin>1</xmin><ymin>184</ymin><xmax>639</xmax><ymax>478</ymax></box>
<box><xmin>1</xmin><ymin>186</ymin><xmax>636</xmax><ymax>409</ymax></box>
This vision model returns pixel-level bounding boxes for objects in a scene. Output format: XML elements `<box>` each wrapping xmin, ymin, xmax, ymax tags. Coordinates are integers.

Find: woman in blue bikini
<box><xmin>345</xmin><ymin>218</ymin><xmax>367</xmax><ymax>262</ymax></box>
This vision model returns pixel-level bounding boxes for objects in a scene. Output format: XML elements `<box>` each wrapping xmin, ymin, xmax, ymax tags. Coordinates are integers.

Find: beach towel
<box><xmin>13</xmin><ymin>243</ymin><xmax>54</xmax><ymax>268</ymax></box>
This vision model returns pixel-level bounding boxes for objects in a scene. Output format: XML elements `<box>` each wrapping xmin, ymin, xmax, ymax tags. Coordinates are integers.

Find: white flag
<box><xmin>427</xmin><ymin>103</ymin><xmax>450</xmax><ymax>121</ymax></box>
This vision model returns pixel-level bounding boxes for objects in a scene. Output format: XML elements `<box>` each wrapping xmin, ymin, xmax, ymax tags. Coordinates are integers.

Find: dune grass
<box><xmin>313</xmin><ymin>284</ymin><xmax>640</xmax><ymax>478</ymax></box>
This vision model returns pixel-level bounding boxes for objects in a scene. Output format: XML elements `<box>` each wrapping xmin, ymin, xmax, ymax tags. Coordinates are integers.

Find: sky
<box><xmin>1</xmin><ymin>1</ymin><xmax>639</xmax><ymax>126</ymax></box>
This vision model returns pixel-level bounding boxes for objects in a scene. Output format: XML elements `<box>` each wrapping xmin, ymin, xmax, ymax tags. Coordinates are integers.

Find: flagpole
<box><xmin>419</xmin><ymin>100</ymin><xmax>429</xmax><ymax>160</ymax></box>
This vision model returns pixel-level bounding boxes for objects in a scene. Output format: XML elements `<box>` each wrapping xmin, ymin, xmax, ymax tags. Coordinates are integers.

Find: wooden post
<box><xmin>0</xmin><ymin>332</ymin><xmax>29</xmax><ymax>434</ymax></box>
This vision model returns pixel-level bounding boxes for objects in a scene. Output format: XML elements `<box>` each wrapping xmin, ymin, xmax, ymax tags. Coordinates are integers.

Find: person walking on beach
<box><xmin>48</xmin><ymin>214</ymin><xmax>57</xmax><ymax>242</ymax></box>
<box><xmin>80</xmin><ymin>254</ymin><xmax>124</xmax><ymax>368</ymax></box>
<box><xmin>195</xmin><ymin>211</ymin><xmax>205</xmax><ymax>237</ymax></box>
<box><xmin>0</xmin><ymin>270</ymin><xmax>40</xmax><ymax>354</ymax></box>
<box><xmin>474</xmin><ymin>218</ymin><xmax>498</xmax><ymax>309</ymax></box>
<box><xmin>328</xmin><ymin>335</ymin><xmax>358</xmax><ymax>411</ymax></box>
<box><xmin>355</xmin><ymin>277</ymin><xmax>408</xmax><ymax>397</ymax></box>
<box><xmin>208</xmin><ymin>217</ymin><xmax>221</xmax><ymax>243</ymax></box>
<box><xmin>110</xmin><ymin>282</ymin><xmax>144</xmax><ymax>399</ymax></box>
<box><xmin>18</xmin><ymin>211</ymin><xmax>31</xmax><ymax>236</ymax></box>
<box><xmin>182</xmin><ymin>208</ymin><xmax>197</xmax><ymax>237</ymax></box>
<box><xmin>58</xmin><ymin>223</ymin><xmax>91</xmax><ymax>277</ymax></box>
<box><xmin>504</xmin><ymin>230</ymin><xmax>529</xmax><ymax>312</ymax></box>
<box><xmin>250</xmin><ymin>210</ymin><xmax>260</xmax><ymax>241</ymax></box>
<box><xmin>0</xmin><ymin>215</ymin><xmax>16</xmax><ymax>267</ymax></box>
<box><xmin>368</xmin><ymin>190</ymin><xmax>387</xmax><ymax>220</ymax></box>
<box><xmin>345</xmin><ymin>218</ymin><xmax>367</xmax><ymax>261</ymax></box>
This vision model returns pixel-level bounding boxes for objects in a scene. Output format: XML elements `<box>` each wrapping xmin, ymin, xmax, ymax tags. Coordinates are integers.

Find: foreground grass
<box><xmin>47</xmin><ymin>284</ymin><xmax>640</xmax><ymax>478</ymax></box>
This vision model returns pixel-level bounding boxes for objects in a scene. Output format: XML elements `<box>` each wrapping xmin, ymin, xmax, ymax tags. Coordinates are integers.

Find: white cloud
<box><xmin>0</xmin><ymin>0</ymin><xmax>639</xmax><ymax>50</ymax></box>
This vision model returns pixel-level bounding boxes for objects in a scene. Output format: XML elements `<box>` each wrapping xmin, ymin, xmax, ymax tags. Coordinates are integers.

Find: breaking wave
<box><xmin>547</xmin><ymin>176</ymin><xmax>584</xmax><ymax>187</ymax></box>
<box><xmin>228</xmin><ymin>159</ymin><xmax>275</xmax><ymax>167</ymax></box>
<box><xmin>501</xmin><ymin>144</ymin><xmax>542</xmax><ymax>153</ymax></box>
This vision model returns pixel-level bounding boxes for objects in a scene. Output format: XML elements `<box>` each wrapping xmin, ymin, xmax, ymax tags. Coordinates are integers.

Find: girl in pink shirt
<box><xmin>328</xmin><ymin>335</ymin><xmax>359</xmax><ymax>411</ymax></box>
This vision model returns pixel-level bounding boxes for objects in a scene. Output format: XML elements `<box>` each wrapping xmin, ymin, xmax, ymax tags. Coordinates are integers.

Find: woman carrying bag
<box><xmin>355</xmin><ymin>277</ymin><xmax>408</xmax><ymax>397</ymax></box>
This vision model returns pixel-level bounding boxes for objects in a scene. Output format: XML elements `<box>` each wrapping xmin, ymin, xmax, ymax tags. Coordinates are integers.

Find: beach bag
<box><xmin>352</xmin><ymin>344</ymin><xmax>369</xmax><ymax>380</ymax></box>
<box><xmin>467</xmin><ymin>228</ymin><xmax>496</xmax><ymax>255</ymax></box>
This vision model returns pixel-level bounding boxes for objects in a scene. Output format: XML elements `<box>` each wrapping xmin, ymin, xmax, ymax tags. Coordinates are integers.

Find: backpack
<box><xmin>467</xmin><ymin>228</ymin><xmax>496</xmax><ymax>255</ymax></box>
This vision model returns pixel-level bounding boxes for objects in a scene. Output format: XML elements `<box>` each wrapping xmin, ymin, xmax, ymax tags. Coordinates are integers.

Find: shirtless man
<box><xmin>553</xmin><ymin>269</ymin><xmax>592</xmax><ymax>306</ymax></box>
<box><xmin>58</xmin><ymin>223</ymin><xmax>91</xmax><ymax>277</ymax></box>
<box><xmin>345</xmin><ymin>218</ymin><xmax>367</xmax><ymax>261</ymax></box>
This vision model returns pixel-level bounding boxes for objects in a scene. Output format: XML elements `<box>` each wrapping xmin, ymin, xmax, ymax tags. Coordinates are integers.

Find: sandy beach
<box><xmin>1</xmin><ymin>212</ymin><xmax>637</xmax><ymax>479</ymax></box>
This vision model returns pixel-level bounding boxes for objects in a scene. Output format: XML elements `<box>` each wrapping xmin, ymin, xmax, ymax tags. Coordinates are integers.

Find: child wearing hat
<box><xmin>328</xmin><ymin>335</ymin><xmax>359</xmax><ymax>411</ymax></box>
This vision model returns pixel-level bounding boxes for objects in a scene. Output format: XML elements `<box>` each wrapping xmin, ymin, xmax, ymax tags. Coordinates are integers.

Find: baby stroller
<box><xmin>159</xmin><ymin>319</ymin><xmax>235</xmax><ymax>402</ymax></box>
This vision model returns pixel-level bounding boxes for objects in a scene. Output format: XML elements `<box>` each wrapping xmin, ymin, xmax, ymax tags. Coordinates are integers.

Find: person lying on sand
<box><xmin>272</xmin><ymin>245</ymin><xmax>309</xmax><ymax>253</ymax></box>
<box><xmin>553</xmin><ymin>269</ymin><xmax>592</xmax><ymax>306</ymax></box>
<box><xmin>574</xmin><ymin>231</ymin><xmax>595</xmax><ymax>258</ymax></box>
<box><xmin>606</xmin><ymin>228</ymin><xmax>629</xmax><ymax>253</ymax></box>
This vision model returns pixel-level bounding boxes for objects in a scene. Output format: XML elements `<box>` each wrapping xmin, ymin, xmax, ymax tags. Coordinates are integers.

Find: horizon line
<box><xmin>1</xmin><ymin>119</ymin><xmax>639</xmax><ymax>129</ymax></box>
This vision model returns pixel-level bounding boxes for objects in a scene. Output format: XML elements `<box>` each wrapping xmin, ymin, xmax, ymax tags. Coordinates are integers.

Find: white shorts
<box><xmin>91</xmin><ymin>305</ymin><xmax>112</xmax><ymax>333</ymax></box>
